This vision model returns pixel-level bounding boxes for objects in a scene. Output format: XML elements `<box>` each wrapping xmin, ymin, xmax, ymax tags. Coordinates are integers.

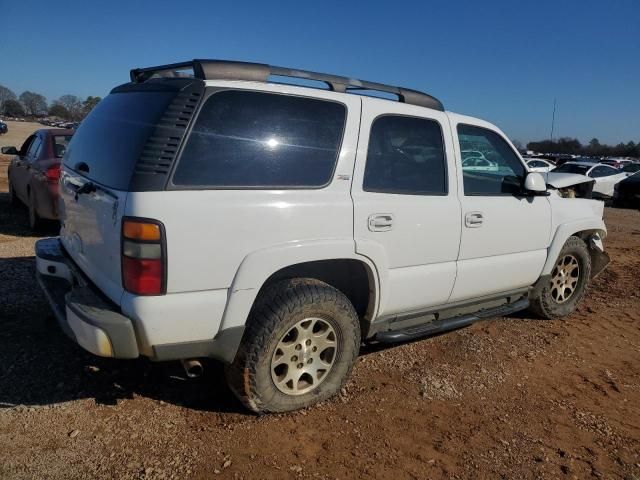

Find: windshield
<box><xmin>553</xmin><ymin>164</ymin><xmax>590</xmax><ymax>175</ymax></box>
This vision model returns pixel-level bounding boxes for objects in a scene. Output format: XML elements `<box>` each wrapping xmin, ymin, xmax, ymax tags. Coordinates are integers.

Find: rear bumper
<box><xmin>35</xmin><ymin>237</ymin><xmax>139</xmax><ymax>359</ymax></box>
<box><xmin>35</xmin><ymin>237</ymin><xmax>245</xmax><ymax>363</ymax></box>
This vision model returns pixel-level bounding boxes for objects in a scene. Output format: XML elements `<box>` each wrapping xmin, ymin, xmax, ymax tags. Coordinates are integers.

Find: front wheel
<box><xmin>529</xmin><ymin>236</ymin><xmax>591</xmax><ymax>319</ymax></box>
<box><xmin>226</xmin><ymin>279</ymin><xmax>361</xmax><ymax>413</ymax></box>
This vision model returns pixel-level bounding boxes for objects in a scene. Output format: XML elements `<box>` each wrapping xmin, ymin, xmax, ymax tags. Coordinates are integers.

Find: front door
<box><xmin>450</xmin><ymin>121</ymin><xmax>551</xmax><ymax>302</ymax></box>
<box><xmin>12</xmin><ymin>134</ymin><xmax>39</xmax><ymax>202</ymax></box>
<box><xmin>352</xmin><ymin>100</ymin><xmax>461</xmax><ymax>317</ymax></box>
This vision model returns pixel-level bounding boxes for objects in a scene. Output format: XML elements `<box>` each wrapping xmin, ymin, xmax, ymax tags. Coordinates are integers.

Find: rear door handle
<box><xmin>465</xmin><ymin>211</ymin><xmax>484</xmax><ymax>228</ymax></box>
<box><xmin>368</xmin><ymin>214</ymin><xmax>394</xmax><ymax>232</ymax></box>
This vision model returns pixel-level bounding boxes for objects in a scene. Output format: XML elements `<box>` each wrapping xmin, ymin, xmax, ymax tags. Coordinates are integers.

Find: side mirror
<box><xmin>524</xmin><ymin>172</ymin><xmax>547</xmax><ymax>193</ymax></box>
<box><xmin>1</xmin><ymin>146</ymin><xmax>18</xmax><ymax>155</ymax></box>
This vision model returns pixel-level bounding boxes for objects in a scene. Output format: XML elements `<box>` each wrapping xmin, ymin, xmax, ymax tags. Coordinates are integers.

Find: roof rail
<box><xmin>129</xmin><ymin>59</ymin><xmax>444</xmax><ymax>111</ymax></box>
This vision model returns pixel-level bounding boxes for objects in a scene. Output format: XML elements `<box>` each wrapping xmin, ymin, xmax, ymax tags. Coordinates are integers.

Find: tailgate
<box><xmin>59</xmin><ymin>170</ymin><xmax>128</xmax><ymax>304</ymax></box>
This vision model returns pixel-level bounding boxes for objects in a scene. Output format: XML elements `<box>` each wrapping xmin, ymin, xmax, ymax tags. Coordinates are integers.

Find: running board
<box><xmin>374</xmin><ymin>297</ymin><xmax>529</xmax><ymax>344</ymax></box>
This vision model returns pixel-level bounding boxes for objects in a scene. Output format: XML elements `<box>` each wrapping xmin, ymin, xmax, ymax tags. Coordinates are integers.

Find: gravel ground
<box><xmin>1</xmin><ymin>123</ymin><xmax>639</xmax><ymax>479</ymax></box>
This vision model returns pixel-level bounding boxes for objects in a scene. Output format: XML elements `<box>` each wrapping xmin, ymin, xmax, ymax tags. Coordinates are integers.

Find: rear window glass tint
<box><xmin>64</xmin><ymin>91</ymin><xmax>175</xmax><ymax>190</ymax></box>
<box><xmin>363</xmin><ymin>115</ymin><xmax>447</xmax><ymax>195</ymax></box>
<box><xmin>172</xmin><ymin>90</ymin><xmax>346</xmax><ymax>188</ymax></box>
<box><xmin>53</xmin><ymin>135</ymin><xmax>72</xmax><ymax>158</ymax></box>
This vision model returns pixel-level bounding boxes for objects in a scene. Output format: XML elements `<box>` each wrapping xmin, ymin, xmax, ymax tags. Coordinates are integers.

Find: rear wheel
<box><xmin>226</xmin><ymin>278</ymin><xmax>360</xmax><ymax>413</ymax></box>
<box><xmin>530</xmin><ymin>236</ymin><xmax>591</xmax><ymax>319</ymax></box>
<box><xmin>28</xmin><ymin>190</ymin><xmax>43</xmax><ymax>231</ymax></box>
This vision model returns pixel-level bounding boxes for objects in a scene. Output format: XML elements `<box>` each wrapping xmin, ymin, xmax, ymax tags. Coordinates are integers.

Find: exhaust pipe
<box><xmin>181</xmin><ymin>359</ymin><xmax>204</xmax><ymax>378</ymax></box>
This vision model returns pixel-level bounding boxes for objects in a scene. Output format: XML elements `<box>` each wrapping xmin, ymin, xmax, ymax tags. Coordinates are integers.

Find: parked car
<box><xmin>526</xmin><ymin>158</ymin><xmax>555</xmax><ymax>173</ymax></box>
<box><xmin>622</xmin><ymin>163</ymin><xmax>640</xmax><ymax>175</ymax></box>
<box><xmin>551</xmin><ymin>161</ymin><xmax>628</xmax><ymax>198</ymax></box>
<box><xmin>601</xmin><ymin>158</ymin><xmax>635</xmax><ymax>169</ymax></box>
<box><xmin>0</xmin><ymin>119</ymin><xmax>7</xmax><ymax>134</ymax></box>
<box><xmin>3</xmin><ymin>128</ymin><xmax>74</xmax><ymax>229</ymax></box>
<box><xmin>34</xmin><ymin>59</ymin><xmax>610</xmax><ymax>413</ymax></box>
<box><xmin>613</xmin><ymin>172</ymin><xmax>640</xmax><ymax>208</ymax></box>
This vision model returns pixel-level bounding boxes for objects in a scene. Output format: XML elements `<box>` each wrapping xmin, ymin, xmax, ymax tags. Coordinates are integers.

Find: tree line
<box><xmin>527</xmin><ymin>137</ymin><xmax>639</xmax><ymax>158</ymax></box>
<box><xmin>0</xmin><ymin>84</ymin><xmax>101</xmax><ymax>122</ymax></box>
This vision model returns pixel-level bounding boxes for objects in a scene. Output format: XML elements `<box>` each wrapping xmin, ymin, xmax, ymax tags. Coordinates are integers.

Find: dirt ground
<box><xmin>0</xmin><ymin>121</ymin><xmax>639</xmax><ymax>479</ymax></box>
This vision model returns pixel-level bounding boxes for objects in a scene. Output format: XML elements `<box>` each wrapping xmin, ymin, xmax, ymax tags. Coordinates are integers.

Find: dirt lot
<box><xmin>0</xmin><ymin>121</ymin><xmax>639</xmax><ymax>479</ymax></box>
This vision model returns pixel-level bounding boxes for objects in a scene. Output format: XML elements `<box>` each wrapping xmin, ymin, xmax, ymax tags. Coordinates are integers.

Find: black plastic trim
<box><xmin>375</xmin><ymin>297</ymin><xmax>529</xmax><ymax>343</ymax></box>
<box><xmin>151</xmin><ymin>325</ymin><xmax>246</xmax><ymax>364</ymax></box>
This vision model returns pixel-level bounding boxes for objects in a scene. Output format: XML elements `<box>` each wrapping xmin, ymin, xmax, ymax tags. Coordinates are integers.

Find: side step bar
<box><xmin>375</xmin><ymin>297</ymin><xmax>530</xmax><ymax>344</ymax></box>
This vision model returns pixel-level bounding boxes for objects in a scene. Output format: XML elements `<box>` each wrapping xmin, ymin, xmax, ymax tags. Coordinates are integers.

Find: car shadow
<box><xmin>0</xmin><ymin>256</ymin><xmax>248</xmax><ymax>415</ymax></box>
<box><xmin>0</xmin><ymin>192</ymin><xmax>59</xmax><ymax>238</ymax></box>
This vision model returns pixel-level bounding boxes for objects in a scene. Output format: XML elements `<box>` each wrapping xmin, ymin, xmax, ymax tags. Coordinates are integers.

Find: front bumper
<box><xmin>35</xmin><ymin>237</ymin><xmax>139</xmax><ymax>359</ymax></box>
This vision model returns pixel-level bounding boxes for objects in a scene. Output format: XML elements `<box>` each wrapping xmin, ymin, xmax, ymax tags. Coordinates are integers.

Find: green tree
<box><xmin>3</xmin><ymin>99</ymin><xmax>25</xmax><ymax>117</ymax></box>
<box><xmin>48</xmin><ymin>103</ymin><xmax>70</xmax><ymax>119</ymax></box>
<box><xmin>82</xmin><ymin>96</ymin><xmax>101</xmax><ymax>117</ymax></box>
<box><xmin>0</xmin><ymin>85</ymin><xmax>17</xmax><ymax>113</ymax></box>
<box><xmin>55</xmin><ymin>94</ymin><xmax>83</xmax><ymax>120</ymax></box>
<box><xmin>19</xmin><ymin>91</ymin><xmax>48</xmax><ymax>116</ymax></box>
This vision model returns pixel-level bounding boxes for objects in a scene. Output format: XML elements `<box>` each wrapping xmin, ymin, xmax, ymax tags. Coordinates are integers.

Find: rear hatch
<box><xmin>59</xmin><ymin>79</ymin><xmax>203</xmax><ymax>304</ymax></box>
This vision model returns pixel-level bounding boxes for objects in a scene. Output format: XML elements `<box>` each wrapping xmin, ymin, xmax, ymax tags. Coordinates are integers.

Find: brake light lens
<box><xmin>45</xmin><ymin>164</ymin><xmax>61</xmax><ymax>182</ymax></box>
<box><xmin>122</xmin><ymin>218</ymin><xmax>165</xmax><ymax>295</ymax></box>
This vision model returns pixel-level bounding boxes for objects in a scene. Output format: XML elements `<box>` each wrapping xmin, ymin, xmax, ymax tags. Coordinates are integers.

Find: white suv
<box><xmin>35</xmin><ymin>59</ymin><xmax>610</xmax><ymax>413</ymax></box>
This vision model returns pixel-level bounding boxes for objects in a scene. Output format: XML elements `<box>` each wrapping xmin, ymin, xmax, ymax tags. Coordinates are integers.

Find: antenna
<box><xmin>550</xmin><ymin>98</ymin><xmax>557</xmax><ymax>141</ymax></box>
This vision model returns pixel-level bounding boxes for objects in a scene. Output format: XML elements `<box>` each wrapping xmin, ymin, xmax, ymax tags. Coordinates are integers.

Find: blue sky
<box><xmin>1</xmin><ymin>0</ymin><xmax>638</xmax><ymax>145</ymax></box>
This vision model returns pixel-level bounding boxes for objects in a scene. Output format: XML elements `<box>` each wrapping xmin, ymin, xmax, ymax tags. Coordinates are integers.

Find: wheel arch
<box><xmin>218</xmin><ymin>240</ymin><xmax>381</xmax><ymax>337</ymax></box>
<box><xmin>541</xmin><ymin>219</ymin><xmax>607</xmax><ymax>277</ymax></box>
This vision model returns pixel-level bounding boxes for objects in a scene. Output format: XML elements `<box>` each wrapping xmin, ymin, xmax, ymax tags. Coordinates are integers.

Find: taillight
<box><xmin>46</xmin><ymin>165</ymin><xmax>61</xmax><ymax>183</ymax></box>
<box><xmin>121</xmin><ymin>218</ymin><xmax>166</xmax><ymax>295</ymax></box>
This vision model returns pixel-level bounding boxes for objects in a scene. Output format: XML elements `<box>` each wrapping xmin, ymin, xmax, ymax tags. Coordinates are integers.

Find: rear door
<box><xmin>352</xmin><ymin>99</ymin><xmax>461</xmax><ymax>317</ymax></box>
<box><xmin>60</xmin><ymin>88</ymin><xmax>183</xmax><ymax>304</ymax></box>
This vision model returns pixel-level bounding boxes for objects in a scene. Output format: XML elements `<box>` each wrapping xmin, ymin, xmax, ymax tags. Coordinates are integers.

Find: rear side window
<box><xmin>363</xmin><ymin>115</ymin><xmax>447</xmax><ymax>195</ymax></box>
<box><xmin>172</xmin><ymin>90</ymin><xmax>346</xmax><ymax>188</ymax></box>
<box><xmin>64</xmin><ymin>91</ymin><xmax>176</xmax><ymax>190</ymax></box>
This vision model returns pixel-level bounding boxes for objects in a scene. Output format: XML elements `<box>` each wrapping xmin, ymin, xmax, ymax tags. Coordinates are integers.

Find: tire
<box><xmin>28</xmin><ymin>190</ymin><xmax>43</xmax><ymax>231</ymax></box>
<box><xmin>8</xmin><ymin>177</ymin><xmax>19</xmax><ymax>206</ymax></box>
<box><xmin>226</xmin><ymin>278</ymin><xmax>361</xmax><ymax>413</ymax></box>
<box><xmin>529</xmin><ymin>236</ymin><xmax>591</xmax><ymax>319</ymax></box>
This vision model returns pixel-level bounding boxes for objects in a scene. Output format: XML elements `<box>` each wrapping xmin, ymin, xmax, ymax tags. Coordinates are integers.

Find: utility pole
<box><xmin>550</xmin><ymin>98</ymin><xmax>557</xmax><ymax>141</ymax></box>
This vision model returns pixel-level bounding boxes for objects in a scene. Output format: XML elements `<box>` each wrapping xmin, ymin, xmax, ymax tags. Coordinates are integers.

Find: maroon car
<box><xmin>3</xmin><ymin>129</ymin><xmax>74</xmax><ymax>230</ymax></box>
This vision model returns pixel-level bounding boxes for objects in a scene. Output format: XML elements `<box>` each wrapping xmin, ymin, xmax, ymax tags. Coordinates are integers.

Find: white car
<box><xmin>551</xmin><ymin>161</ymin><xmax>628</xmax><ymax>197</ymax></box>
<box><xmin>526</xmin><ymin>158</ymin><xmax>555</xmax><ymax>173</ymax></box>
<box><xmin>34</xmin><ymin>59</ymin><xmax>610</xmax><ymax>413</ymax></box>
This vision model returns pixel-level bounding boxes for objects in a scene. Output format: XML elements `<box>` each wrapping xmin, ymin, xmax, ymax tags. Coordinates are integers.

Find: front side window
<box><xmin>172</xmin><ymin>90</ymin><xmax>346</xmax><ymax>188</ymax></box>
<box><xmin>27</xmin><ymin>136</ymin><xmax>42</xmax><ymax>159</ymax></box>
<box><xmin>457</xmin><ymin>124</ymin><xmax>525</xmax><ymax>195</ymax></box>
<box><xmin>363</xmin><ymin>115</ymin><xmax>447</xmax><ymax>195</ymax></box>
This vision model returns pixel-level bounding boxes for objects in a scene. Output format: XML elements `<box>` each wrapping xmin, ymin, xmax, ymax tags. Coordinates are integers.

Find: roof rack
<box><xmin>129</xmin><ymin>59</ymin><xmax>444</xmax><ymax>111</ymax></box>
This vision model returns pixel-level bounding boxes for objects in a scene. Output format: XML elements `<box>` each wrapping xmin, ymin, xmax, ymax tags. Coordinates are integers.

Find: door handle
<box><xmin>465</xmin><ymin>211</ymin><xmax>484</xmax><ymax>228</ymax></box>
<box><xmin>368</xmin><ymin>214</ymin><xmax>394</xmax><ymax>232</ymax></box>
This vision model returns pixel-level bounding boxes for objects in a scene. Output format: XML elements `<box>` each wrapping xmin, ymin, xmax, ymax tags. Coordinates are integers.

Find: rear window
<box><xmin>63</xmin><ymin>91</ymin><xmax>176</xmax><ymax>190</ymax></box>
<box><xmin>554</xmin><ymin>164</ymin><xmax>590</xmax><ymax>175</ymax></box>
<box><xmin>53</xmin><ymin>135</ymin><xmax>72</xmax><ymax>158</ymax></box>
<box><xmin>171</xmin><ymin>90</ymin><xmax>346</xmax><ymax>188</ymax></box>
